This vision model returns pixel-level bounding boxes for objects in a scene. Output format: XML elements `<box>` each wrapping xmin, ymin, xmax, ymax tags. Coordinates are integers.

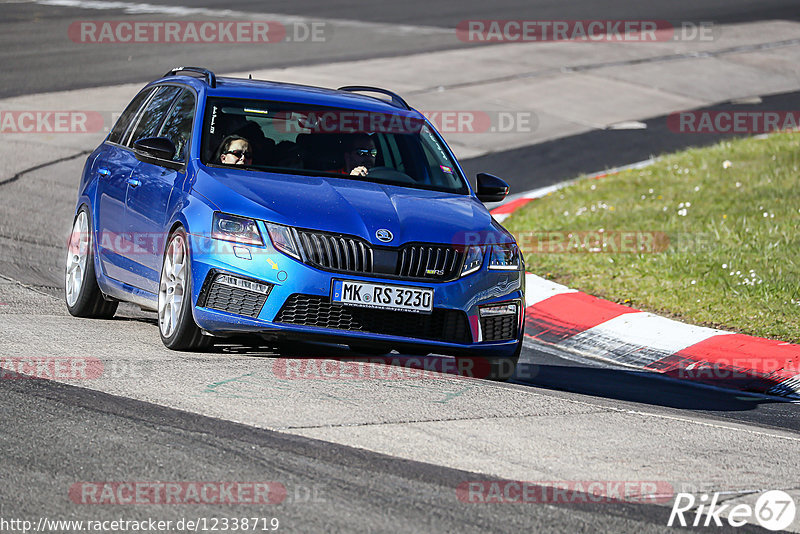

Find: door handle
<box><xmin>126</xmin><ymin>178</ymin><xmax>141</xmax><ymax>188</ymax></box>
<box><xmin>97</xmin><ymin>168</ymin><xmax>110</xmax><ymax>177</ymax></box>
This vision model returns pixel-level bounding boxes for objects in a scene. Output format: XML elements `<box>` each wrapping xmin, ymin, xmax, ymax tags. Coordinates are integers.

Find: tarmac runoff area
<box><xmin>2</xmin><ymin>274</ymin><xmax>800</xmax><ymax>531</ymax></box>
<box><xmin>2</xmin><ymin>19</ymin><xmax>800</xmax><ymax>175</ymax></box>
<box><xmin>2</xmin><ymin>18</ymin><xmax>800</xmax><ymax>530</ymax></box>
<box><xmin>1</xmin><ymin>18</ymin><xmax>799</xmax><ymax>396</ymax></box>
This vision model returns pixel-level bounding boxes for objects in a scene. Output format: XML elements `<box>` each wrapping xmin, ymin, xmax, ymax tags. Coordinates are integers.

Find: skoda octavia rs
<box><xmin>65</xmin><ymin>67</ymin><xmax>525</xmax><ymax>379</ymax></box>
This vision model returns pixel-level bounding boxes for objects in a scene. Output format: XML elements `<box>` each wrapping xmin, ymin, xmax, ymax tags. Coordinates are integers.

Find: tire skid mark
<box><xmin>0</xmin><ymin>150</ymin><xmax>90</xmax><ymax>188</ymax></box>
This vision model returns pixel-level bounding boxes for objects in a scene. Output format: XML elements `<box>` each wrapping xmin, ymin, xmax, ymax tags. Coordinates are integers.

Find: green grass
<box><xmin>505</xmin><ymin>132</ymin><xmax>800</xmax><ymax>343</ymax></box>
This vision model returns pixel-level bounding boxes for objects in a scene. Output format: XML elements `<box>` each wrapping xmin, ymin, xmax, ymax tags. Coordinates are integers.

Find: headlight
<box><xmin>488</xmin><ymin>243</ymin><xmax>520</xmax><ymax>270</ymax></box>
<box><xmin>212</xmin><ymin>212</ymin><xmax>263</xmax><ymax>245</ymax></box>
<box><xmin>461</xmin><ymin>245</ymin><xmax>484</xmax><ymax>276</ymax></box>
<box><xmin>266</xmin><ymin>223</ymin><xmax>301</xmax><ymax>259</ymax></box>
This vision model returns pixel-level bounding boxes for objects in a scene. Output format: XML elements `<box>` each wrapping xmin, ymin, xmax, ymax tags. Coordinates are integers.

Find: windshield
<box><xmin>201</xmin><ymin>97</ymin><xmax>469</xmax><ymax>194</ymax></box>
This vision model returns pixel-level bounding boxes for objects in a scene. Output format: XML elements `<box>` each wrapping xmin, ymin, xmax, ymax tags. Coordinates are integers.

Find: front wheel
<box><xmin>65</xmin><ymin>208</ymin><xmax>118</xmax><ymax>318</ymax></box>
<box><xmin>158</xmin><ymin>228</ymin><xmax>210</xmax><ymax>351</ymax></box>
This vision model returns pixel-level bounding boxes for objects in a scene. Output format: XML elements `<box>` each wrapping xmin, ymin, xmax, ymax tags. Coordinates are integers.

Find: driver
<box><xmin>215</xmin><ymin>135</ymin><xmax>253</xmax><ymax>166</ymax></box>
<box><xmin>342</xmin><ymin>133</ymin><xmax>377</xmax><ymax>176</ymax></box>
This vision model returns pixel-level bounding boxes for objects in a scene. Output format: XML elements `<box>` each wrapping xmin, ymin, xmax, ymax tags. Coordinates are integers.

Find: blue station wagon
<box><xmin>65</xmin><ymin>67</ymin><xmax>525</xmax><ymax>379</ymax></box>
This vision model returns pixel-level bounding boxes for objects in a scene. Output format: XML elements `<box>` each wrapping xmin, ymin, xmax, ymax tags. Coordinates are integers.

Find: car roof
<box><xmin>148</xmin><ymin>72</ymin><xmax>424</xmax><ymax>118</ymax></box>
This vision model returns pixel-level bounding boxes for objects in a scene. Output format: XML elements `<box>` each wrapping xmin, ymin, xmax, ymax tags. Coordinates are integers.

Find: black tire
<box><xmin>64</xmin><ymin>208</ymin><xmax>118</xmax><ymax>319</ymax></box>
<box><xmin>158</xmin><ymin>228</ymin><xmax>211</xmax><ymax>351</ymax></box>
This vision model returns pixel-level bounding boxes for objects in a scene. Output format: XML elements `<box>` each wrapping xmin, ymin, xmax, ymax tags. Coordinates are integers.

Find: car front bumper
<box><xmin>187</xmin><ymin>232</ymin><xmax>524</xmax><ymax>357</ymax></box>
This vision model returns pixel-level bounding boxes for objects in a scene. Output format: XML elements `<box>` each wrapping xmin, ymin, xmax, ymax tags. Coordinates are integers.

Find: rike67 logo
<box><xmin>668</xmin><ymin>490</ymin><xmax>796</xmax><ymax>531</ymax></box>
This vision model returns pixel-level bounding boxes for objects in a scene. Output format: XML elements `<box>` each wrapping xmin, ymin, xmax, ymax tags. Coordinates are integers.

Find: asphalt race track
<box><xmin>3</xmin><ymin>0</ymin><xmax>800</xmax><ymax>98</ymax></box>
<box><xmin>1</xmin><ymin>1</ymin><xmax>799</xmax><ymax>532</ymax></box>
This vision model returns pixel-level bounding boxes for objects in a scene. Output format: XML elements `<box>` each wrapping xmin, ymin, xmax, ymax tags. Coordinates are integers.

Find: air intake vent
<box><xmin>481</xmin><ymin>315</ymin><xmax>517</xmax><ymax>341</ymax></box>
<box><xmin>295</xmin><ymin>230</ymin><xmax>373</xmax><ymax>273</ymax></box>
<box><xmin>293</xmin><ymin>230</ymin><xmax>464</xmax><ymax>282</ymax></box>
<box><xmin>198</xmin><ymin>272</ymin><xmax>271</xmax><ymax>318</ymax></box>
<box><xmin>275</xmin><ymin>294</ymin><xmax>471</xmax><ymax>343</ymax></box>
<box><xmin>398</xmin><ymin>244</ymin><xmax>463</xmax><ymax>281</ymax></box>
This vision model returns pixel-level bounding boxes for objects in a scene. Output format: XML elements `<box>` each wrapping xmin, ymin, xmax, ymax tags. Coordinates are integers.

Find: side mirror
<box><xmin>476</xmin><ymin>173</ymin><xmax>510</xmax><ymax>202</ymax></box>
<box><xmin>133</xmin><ymin>137</ymin><xmax>177</xmax><ymax>162</ymax></box>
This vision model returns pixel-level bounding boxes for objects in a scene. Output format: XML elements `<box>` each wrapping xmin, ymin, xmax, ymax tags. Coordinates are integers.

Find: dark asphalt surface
<box><xmin>0</xmin><ymin>377</ymin><xmax>731</xmax><ymax>534</ymax></box>
<box><xmin>462</xmin><ymin>89</ymin><xmax>800</xmax><ymax>193</ymax></box>
<box><xmin>109</xmin><ymin>0</ymin><xmax>800</xmax><ymax>26</ymax></box>
<box><xmin>2</xmin><ymin>0</ymin><xmax>799</xmax><ymax>98</ymax></box>
<box><xmin>512</xmin><ymin>349</ymin><xmax>800</xmax><ymax>434</ymax></box>
<box><xmin>2</xmin><ymin>1</ymin><xmax>799</xmax><ymax>532</ymax></box>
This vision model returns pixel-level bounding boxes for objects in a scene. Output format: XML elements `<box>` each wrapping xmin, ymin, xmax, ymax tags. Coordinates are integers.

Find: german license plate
<box><xmin>331</xmin><ymin>280</ymin><xmax>433</xmax><ymax>314</ymax></box>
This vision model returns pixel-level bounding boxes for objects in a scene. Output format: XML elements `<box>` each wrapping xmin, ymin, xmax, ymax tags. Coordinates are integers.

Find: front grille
<box><xmin>398</xmin><ymin>244</ymin><xmax>463</xmax><ymax>280</ymax></box>
<box><xmin>295</xmin><ymin>229</ymin><xmax>373</xmax><ymax>273</ymax></box>
<box><xmin>481</xmin><ymin>314</ymin><xmax>517</xmax><ymax>341</ymax></box>
<box><xmin>293</xmin><ymin>229</ymin><xmax>464</xmax><ymax>282</ymax></box>
<box><xmin>198</xmin><ymin>272</ymin><xmax>271</xmax><ymax>318</ymax></box>
<box><xmin>275</xmin><ymin>294</ymin><xmax>471</xmax><ymax>344</ymax></box>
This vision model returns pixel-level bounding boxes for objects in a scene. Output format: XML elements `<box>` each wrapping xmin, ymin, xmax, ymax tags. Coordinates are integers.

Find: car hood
<box><xmin>193</xmin><ymin>167</ymin><xmax>511</xmax><ymax>246</ymax></box>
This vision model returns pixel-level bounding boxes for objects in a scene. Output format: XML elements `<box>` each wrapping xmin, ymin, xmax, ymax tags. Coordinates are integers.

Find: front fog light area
<box><xmin>199</xmin><ymin>272</ymin><xmax>273</xmax><ymax>318</ymax></box>
<box><xmin>215</xmin><ymin>274</ymin><xmax>271</xmax><ymax>295</ymax></box>
<box><xmin>479</xmin><ymin>302</ymin><xmax>519</xmax><ymax>341</ymax></box>
<box><xmin>479</xmin><ymin>303</ymin><xmax>518</xmax><ymax>317</ymax></box>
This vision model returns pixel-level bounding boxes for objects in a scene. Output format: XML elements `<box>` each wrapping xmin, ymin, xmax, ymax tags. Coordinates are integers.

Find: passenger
<box><xmin>274</xmin><ymin>140</ymin><xmax>303</xmax><ymax>169</ymax></box>
<box><xmin>342</xmin><ymin>133</ymin><xmax>377</xmax><ymax>176</ymax></box>
<box><xmin>215</xmin><ymin>135</ymin><xmax>253</xmax><ymax>166</ymax></box>
<box><xmin>233</xmin><ymin>121</ymin><xmax>274</xmax><ymax>165</ymax></box>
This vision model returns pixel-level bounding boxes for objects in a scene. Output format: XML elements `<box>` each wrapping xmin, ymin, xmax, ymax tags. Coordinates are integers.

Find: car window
<box><xmin>200</xmin><ymin>97</ymin><xmax>469</xmax><ymax>195</ymax></box>
<box><xmin>108</xmin><ymin>88</ymin><xmax>153</xmax><ymax>144</ymax></box>
<box><xmin>126</xmin><ymin>85</ymin><xmax>182</xmax><ymax>147</ymax></box>
<box><xmin>157</xmin><ymin>89</ymin><xmax>195</xmax><ymax>162</ymax></box>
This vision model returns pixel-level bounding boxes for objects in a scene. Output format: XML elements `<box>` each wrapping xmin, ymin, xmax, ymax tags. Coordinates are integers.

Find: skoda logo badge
<box><xmin>376</xmin><ymin>229</ymin><xmax>393</xmax><ymax>243</ymax></box>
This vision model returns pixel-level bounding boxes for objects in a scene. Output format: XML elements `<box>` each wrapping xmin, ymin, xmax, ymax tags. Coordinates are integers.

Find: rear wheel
<box><xmin>158</xmin><ymin>228</ymin><xmax>210</xmax><ymax>351</ymax></box>
<box><xmin>64</xmin><ymin>208</ymin><xmax>118</xmax><ymax>318</ymax></box>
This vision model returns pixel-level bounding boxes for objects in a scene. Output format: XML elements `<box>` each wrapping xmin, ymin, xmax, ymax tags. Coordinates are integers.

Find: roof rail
<box><xmin>163</xmin><ymin>66</ymin><xmax>216</xmax><ymax>88</ymax></box>
<box><xmin>337</xmin><ymin>86</ymin><xmax>410</xmax><ymax>110</ymax></box>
